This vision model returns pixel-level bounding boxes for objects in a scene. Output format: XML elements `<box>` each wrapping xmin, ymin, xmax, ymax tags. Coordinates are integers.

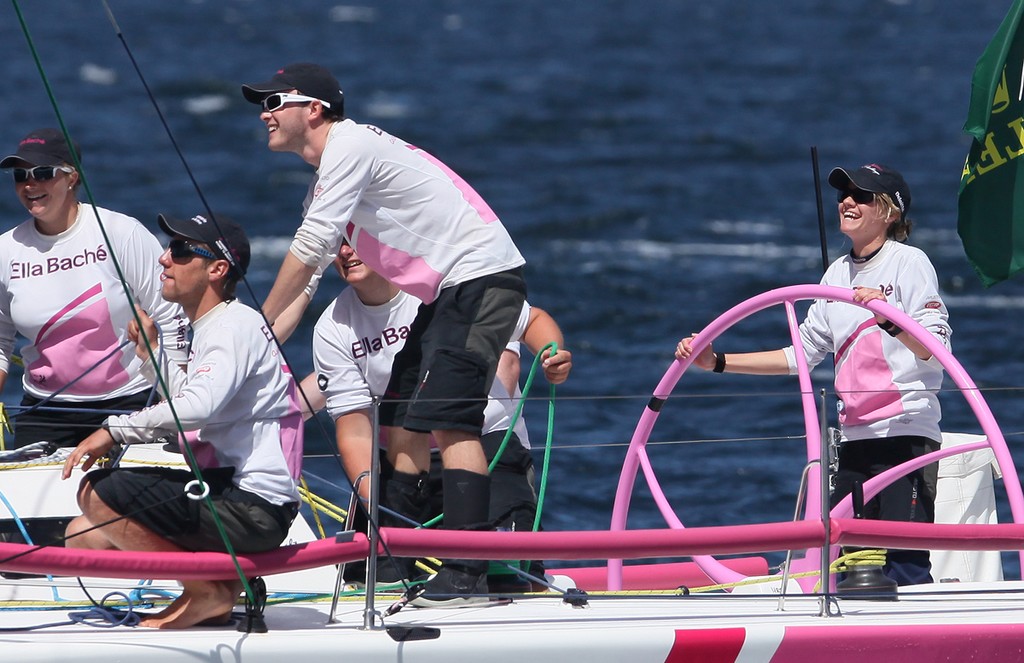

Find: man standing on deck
<box><xmin>241</xmin><ymin>63</ymin><xmax>526</xmax><ymax>606</ymax></box>
<box><xmin>61</xmin><ymin>214</ymin><xmax>300</xmax><ymax>629</ymax></box>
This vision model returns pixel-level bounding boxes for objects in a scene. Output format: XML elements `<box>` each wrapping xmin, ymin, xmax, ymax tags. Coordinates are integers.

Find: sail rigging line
<box><xmin>810</xmin><ymin>146</ymin><xmax>829</xmax><ymax>274</ymax></box>
<box><xmin>97</xmin><ymin>0</ymin><xmax>335</xmax><ymax>453</ymax></box>
<box><xmin>8</xmin><ymin>0</ymin><xmax>199</xmax><ymax>496</ymax></box>
<box><xmin>94</xmin><ymin>0</ymin><xmax>410</xmax><ymax>600</ymax></box>
<box><xmin>8</xmin><ymin>0</ymin><xmax>264</xmax><ymax>610</ymax></box>
<box><xmin>94</xmin><ymin>0</ymin><xmax>373</xmax><ymax>562</ymax></box>
<box><xmin>5</xmin><ymin>4</ymin><xmax>181</xmax><ymax>454</ymax></box>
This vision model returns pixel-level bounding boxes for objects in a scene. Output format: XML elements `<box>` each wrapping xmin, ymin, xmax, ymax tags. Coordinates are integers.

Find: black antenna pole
<box><xmin>811</xmin><ymin>146</ymin><xmax>829</xmax><ymax>273</ymax></box>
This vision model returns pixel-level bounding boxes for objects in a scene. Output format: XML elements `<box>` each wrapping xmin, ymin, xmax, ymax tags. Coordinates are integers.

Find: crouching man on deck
<box><xmin>61</xmin><ymin>213</ymin><xmax>301</xmax><ymax>629</ymax></box>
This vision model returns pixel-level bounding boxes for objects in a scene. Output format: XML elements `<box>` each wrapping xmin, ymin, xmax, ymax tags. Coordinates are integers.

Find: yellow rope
<box><xmin>836</xmin><ymin>548</ymin><xmax>888</xmax><ymax>569</ymax></box>
<box><xmin>299</xmin><ymin>487</ymin><xmax>348</xmax><ymax>524</ymax></box>
<box><xmin>810</xmin><ymin>548</ymin><xmax>888</xmax><ymax>593</ymax></box>
<box><xmin>0</xmin><ymin>403</ymin><xmax>11</xmax><ymax>452</ymax></box>
<box><xmin>293</xmin><ymin>484</ymin><xmax>442</xmax><ymax>571</ymax></box>
<box><xmin>684</xmin><ymin>548</ymin><xmax>887</xmax><ymax>594</ymax></box>
<box><xmin>299</xmin><ymin>477</ymin><xmax>330</xmax><ymax>538</ymax></box>
<box><xmin>1</xmin><ymin>355</ymin><xmax>22</xmax><ymax>450</ymax></box>
<box><xmin>552</xmin><ymin>550</ymin><xmax>890</xmax><ymax>596</ymax></box>
<box><xmin>0</xmin><ymin>452</ymin><xmax>120</xmax><ymax>471</ymax></box>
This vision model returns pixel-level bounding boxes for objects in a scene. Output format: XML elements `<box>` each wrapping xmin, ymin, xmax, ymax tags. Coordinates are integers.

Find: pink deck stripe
<box><xmin>665</xmin><ymin>628</ymin><xmax>745</xmax><ymax>663</ymax></box>
<box><xmin>771</xmin><ymin>623</ymin><xmax>1024</xmax><ymax>661</ymax></box>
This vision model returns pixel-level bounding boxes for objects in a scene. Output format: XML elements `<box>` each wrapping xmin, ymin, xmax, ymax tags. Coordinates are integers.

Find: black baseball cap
<box><xmin>157</xmin><ymin>213</ymin><xmax>250</xmax><ymax>277</ymax></box>
<box><xmin>241</xmin><ymin>62</ymin><xmax>344</xmax><ymax>112</ymax></box>
<box><xmin>0</xmin><ymin>128</ymin><xmax>80</xmax><ymax>168</ymax></box>
<box><xmin>828</xmin><ymin>163</ymin><xmax>911</xmax><ymax>219</ymax></box>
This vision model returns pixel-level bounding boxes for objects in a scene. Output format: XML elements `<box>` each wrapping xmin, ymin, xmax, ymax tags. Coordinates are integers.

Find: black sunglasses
<box><xmin>837</xmin><ymin>189</ymin><xmax>875</xmax><ymax>205</ymax></box>
<box><xmin>168</xmin><ymin>238</ymin><xmax>218</xmax><ymax>261</ymax></box>
<box><xmin>11</xmin><ymin>165</ymin><xmax>73</xmax><ymax>183</ymax></box>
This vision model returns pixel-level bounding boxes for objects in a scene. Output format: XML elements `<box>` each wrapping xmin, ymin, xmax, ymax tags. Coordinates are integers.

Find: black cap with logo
<box><xmin>0</xmin><ymin>128</ymin><xmax>80</xmax><ymax>168</ymax></box>
<box><xmin>157</xmin><ymin>213</ymin><xmax>250</xmax><ymax>277</ymax></box>
<box><xmin>828</xmin><ymin>163</ymin><xmax>911</xmax><ymax>220</ymax></box>
<box><xmin>241</xmin><ymin>62</ymin><xmax>344</xmax><ymax>113</ymax></box>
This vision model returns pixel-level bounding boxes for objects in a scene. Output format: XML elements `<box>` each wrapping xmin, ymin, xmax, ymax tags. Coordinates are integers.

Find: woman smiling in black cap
<box><xmin>676</xmin><ymin>162</ymin><xmax>951</xmax><ymax>586</ymax></box>
<box><xmin>0</xmin><ymin>128</ymin><xmax>186</xmax><ymax>455</ymax></box>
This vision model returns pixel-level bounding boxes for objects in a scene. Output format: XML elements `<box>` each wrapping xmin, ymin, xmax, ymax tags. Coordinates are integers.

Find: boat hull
<box><xmin>4</xmin><ymin>583</ymin><xmax>1024</xmax><ymax>662</ymax></box>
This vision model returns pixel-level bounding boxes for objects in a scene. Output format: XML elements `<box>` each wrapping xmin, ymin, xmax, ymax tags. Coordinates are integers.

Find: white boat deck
<box><xmin>4</xmin><ymin>579</ymin><xmax>1024</xmax><ymax>662</ymax></box>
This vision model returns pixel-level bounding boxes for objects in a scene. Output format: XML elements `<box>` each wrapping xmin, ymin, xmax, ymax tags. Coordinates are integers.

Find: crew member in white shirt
<box><xmin>676</xmin><ymin>163</ymin><xmax>950</xmax><ymax>586</ymax></box>
<box><xmin>62</xmin><ymin>213</ymin><xmax>300</xmax><ymax>628</ymax></box>
<box><xmin>0</xmin><ymin>128</ymin><xmax>186</xmax><ymax>450</ymax></box>
<box><xmin>242</xmin><ymin>62</ymin><xmax>527</xmax><ymax>605</ymax></box>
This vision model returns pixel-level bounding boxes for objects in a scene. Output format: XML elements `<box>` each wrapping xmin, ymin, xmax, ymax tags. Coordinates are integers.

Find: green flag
<box><xmin>958</xmin><ymin>0</ymin><xmax>1024</xmax><ymax>286</ymax></box>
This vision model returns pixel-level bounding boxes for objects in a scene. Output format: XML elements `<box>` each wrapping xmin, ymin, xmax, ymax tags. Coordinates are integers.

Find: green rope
<box><xmin>531</xmin><ymin>346</ymin><xmax>557</xmax><ymax>532</ymax></box>
<box><xmin>10</xmin><ymin>0</ymin><xmax>252</xmax><ymax>601</ymax></box>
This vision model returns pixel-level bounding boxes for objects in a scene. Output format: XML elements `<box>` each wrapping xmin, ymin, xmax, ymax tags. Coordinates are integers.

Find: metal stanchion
<box><xmin>361</xmin><ymin>396</ymin><xmax>384</xmax><ymax>630</ymax></box>
<box><xmin>328</xmin><ymin>471</ymin><xmax>369</xmax><ymax>623</ymax></box>
<box><xmin>818</xmin><ymin>388</ymin><xmax>841</xmax><ymax>618</ymax></box>
<box><xmin>778</xmin><ymin>460</ymin><xmax>816</xmax><ymax>612</ymax></box>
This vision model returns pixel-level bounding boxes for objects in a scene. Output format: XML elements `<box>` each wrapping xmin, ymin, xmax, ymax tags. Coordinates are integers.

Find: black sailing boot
<box><xmin>412</xmin><ymin>469</ymin><xmax>492</xmax><ymax>608</ymax></box>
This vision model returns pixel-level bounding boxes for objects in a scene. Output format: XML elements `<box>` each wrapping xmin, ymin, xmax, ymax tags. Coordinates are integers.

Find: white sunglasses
<box><xmin>261</xmin><ymin>92</ymin><xmax>332</xmax><ymax>112</ymax></box>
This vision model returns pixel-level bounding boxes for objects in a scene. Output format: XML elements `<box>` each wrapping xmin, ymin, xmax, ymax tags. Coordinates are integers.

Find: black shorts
<box><xmin>381</xmin><ymin>268</ymin><xmax>526</xmax><ymax>435</ymax></box>
<box><xmin>832</xmin><ymin>435</ymin><xmax>939</xmax><ymax>523</ymax></box>
<box><xmin>86</xmin><ymin>466</ymin><xmax>297</xmax><ymax>553</ymax></box>
<box><xmin>14</xmin><ymin>389</ymin><xmax>155</xmax><ymax>448</ymax></box>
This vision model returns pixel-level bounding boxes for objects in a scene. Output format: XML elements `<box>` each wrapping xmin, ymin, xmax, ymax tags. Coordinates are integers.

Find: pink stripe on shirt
<box><xmin>353</xmin><ymin>231</ymin><xmax>445</xmax><ymax>304</ymax></box>
<box><xmin>406</xmin><ymin>144</ymin><xmax>499</xmax><ymax>223</ymax></box>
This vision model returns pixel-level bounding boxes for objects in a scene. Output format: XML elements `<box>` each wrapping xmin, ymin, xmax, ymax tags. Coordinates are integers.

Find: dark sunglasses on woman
<box><xmin>10</xmin><ymin>165</ymin><xmax>73</xmax><ymax>183</ymax></box>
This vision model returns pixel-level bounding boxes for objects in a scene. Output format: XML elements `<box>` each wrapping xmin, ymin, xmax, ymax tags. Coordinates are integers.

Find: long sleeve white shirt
<box><xmin>106</xmin><ymin>300</ymin><xmax>299</xmax><ymax>506</ymax></box>
<box><xmin>290</xmin><ymin>119</ymin><xmax>524</xmax><ymax>304</ymax></box>
<box><xmin>784</xmin><ymin>241</ymin><xmax>951</xmax><ymax>443</ymax></box>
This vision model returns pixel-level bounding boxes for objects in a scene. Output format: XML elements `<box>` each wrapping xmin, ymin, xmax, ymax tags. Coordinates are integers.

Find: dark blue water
<box><xmin>2</xmin><ymin>1</ymin><xmax>1023</xmax><ymax>542</ymax></box>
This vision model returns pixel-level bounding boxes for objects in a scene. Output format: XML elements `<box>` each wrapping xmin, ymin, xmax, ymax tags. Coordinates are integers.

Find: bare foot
<box><xmin>139</xmin><ymin>580</ymin><xmax>240</xmax><ymax>629</ymax></box>
<box><xmin>140</xmin><ymin>593</ymin><xmax>189</xmax><ymax>624</ymax></box>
